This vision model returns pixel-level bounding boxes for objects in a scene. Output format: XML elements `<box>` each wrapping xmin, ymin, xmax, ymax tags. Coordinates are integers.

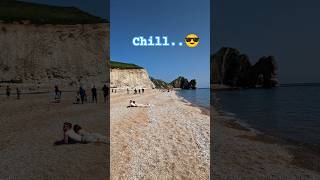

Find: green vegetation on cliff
<box><xmin>110</xmin><ymin>61</ymin><xmax>143</xmax><ymax>69</ymax></box>
<box><xmin>150</xmin><ymin>77</ymin><xmax>173</xmax><ymax>89</ymax></box>
<box><xmin>0</xmin><ymin>0</ymin><xmax>106</xmax><ymax>24</ymax></box>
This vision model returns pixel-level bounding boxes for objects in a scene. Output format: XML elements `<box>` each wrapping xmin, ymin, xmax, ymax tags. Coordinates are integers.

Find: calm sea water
<box><xmin>212</xmin><ymin>84</ymin><xmax>320</xmax><ymax>145</ymax></box>
<box><xmin>177</xmin><ymin>88</ymin><xmax>210</xmax><ymax>109</ymax></box>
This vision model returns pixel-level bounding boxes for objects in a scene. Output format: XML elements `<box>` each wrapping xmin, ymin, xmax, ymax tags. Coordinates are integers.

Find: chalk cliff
<box><xmin>0</xmin><ymin>22</ymin><xmax>109</xmax><ymax>90</ymax></box>
<box><xmin>110</xmin><ymin>68</ymin><xmax>155</xmax><ymax>89</ymax></box>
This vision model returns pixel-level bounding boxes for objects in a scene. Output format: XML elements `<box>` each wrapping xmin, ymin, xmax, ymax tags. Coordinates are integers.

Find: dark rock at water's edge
<box><xmin>211</xmin><ymin>47</ymin><xmax>278</xmax><ymax>88</ymax></box>
<box><xmin>150</xmin><ymin>77</ymin><xmax>173</xmax><ymax>89</ymax></box>
<box><xmin>170</xmin><ymin>76</ymin><xmax>197</xmax><ymax>89</ymax></box>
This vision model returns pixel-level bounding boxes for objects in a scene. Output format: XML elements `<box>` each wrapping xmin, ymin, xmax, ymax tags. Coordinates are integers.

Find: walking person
<box><xmin>6</xmin><ymin>85</ymin><xmax>11</xmax><ymax>98</ymax></box>
<box><xmin>142</xmin><ymin>88</ymin><xmax>144</xmax><ymax>93</ymax></box>
<box><xmin>79</xmin><ymin>86</ymin><xmax>86</xmax><ymax>104</ymax></box>
<box><xmin>127</xmin><ymin>88</ymin><xmax>129</xmax><ymax>94</ymax></box>
<box><xmin>54</xmin><ymin>85</ymin><xmax>59</xmax><ymax>97</ymax></box>
<box><xmin>91</xmin><ymin>85</ymin><xmax>97</xmax><ymax>103</ymax></box>
<box><xmin>102</xmin><ymin>84</ymin><xmax>108</xmax><ymax>103</ymax></box>
<box><xmin>16</xmin><ymin>88</ymin><xmax>21</xmax><ymax>99</ymax></box>
<box><xmin>138</xmin><ymin>89</ymin><xmax>141</xmax><ymax>94</ymax></box>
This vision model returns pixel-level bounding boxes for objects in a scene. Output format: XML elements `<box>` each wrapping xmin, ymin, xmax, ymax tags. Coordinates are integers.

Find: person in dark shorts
<box><xmin>91</xmin><ymin>85</ymin><xmax>97</xmax><ymax>103</ymax></box>
<box><xmin>16</xmin><ymin>88</ymin><xmax>21</xmax><ymax>99</ymax></box>
<box><xmin>79</xmin><ymin>86</ymin><xmax>86</xmax><ymax>104</ymax></box>
<box><xmin>6</xmin><ymin>85</ymin><xmax>11</xmax><ymax>98</ymax></box>
<box><xmin>102</xmin><ymin>84</ymin><xmax>109</xmax><ymax>103</ymax></box>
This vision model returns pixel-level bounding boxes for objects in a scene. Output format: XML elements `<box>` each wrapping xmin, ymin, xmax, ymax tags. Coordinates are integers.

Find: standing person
<box><xmin>138</xmin><ymin>89</ymin><xmax>141</xmax><ymax>94</ymax></box>
<box><xmin>127</xmin><ymin>88</ymin><xmax>129</xmax><ymax>94</ymax></box>
<box><xmin>102</xmin><ymin>84</ymin><xmax>108</xmax><ymax>103</ymax></box>
<box><xmin>16</xmin><ymin>88</ymin><xmax>21</xmax><ymax>99</ymax></box>
<box><xmin>142</xmin><ymin>88</ymin><xmax>144</xmax><ymax>93</ymax></box>
<box><xmin>91</xmin><ymin>85</ymin><xmax>97</xmax><ymax>103</ymax></box>
<box><xmin>134</xmin><ymin>89</ymin><xmax>137</xmax><ymax>94</ymax></box>
<box><xmin>54</xmin><ymin>85</ymin><xmax>59</xmax><ymax>97</ymax></box>
<box><xmin>6</xmin><ymin>85</ymin><xmax>11</xmax><ymax>98</ymax></box>
<box><xmin>79</xmin><ymin>86</ymin><xmax>86</xmax><ymax>104</ymax></box>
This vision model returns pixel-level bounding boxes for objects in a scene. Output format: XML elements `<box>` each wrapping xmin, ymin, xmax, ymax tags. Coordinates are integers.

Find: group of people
<box><xmin>53</xmin><ymin>84</ymin><xmax>109</xmax><ymax>104</ymax></box>
<box><xmin>55</xmin><ymin>122</ymin><xmax>108</xmax><ymax>145</ymax></box>
<box><xmin>4</xmin><ymin>85</ymin><xmax>21</xmax><ymax>99</ymax></box>
<box><xmin>129</xmin><ymin>88</ymin><xmax>145</xmax><ymax>94</ymax></box>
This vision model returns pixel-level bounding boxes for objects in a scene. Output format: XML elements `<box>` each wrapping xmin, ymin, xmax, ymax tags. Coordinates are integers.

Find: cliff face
<box><xmin>0</xmin><ymin>22</ymin><xmax>109</xmax><ymax>90</ymax></box>
<box><xmin>110</xmin><ymin>68</ymin><xmax>155</xmax><ymax>89</ymax></box>
<box><xmin>211</xmin><ymin>47</ymin><xmax>278</xmax><ymax>88</ymax></box>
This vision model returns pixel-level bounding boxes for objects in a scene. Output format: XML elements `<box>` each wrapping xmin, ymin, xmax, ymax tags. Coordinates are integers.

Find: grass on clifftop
<box><xmin>110</xmin><ymin>61</ymin><xmax>143</xmax><ymax>69</ymax></box>
<box><xmin>0</xmin><ymin>0</ymin><xmax>107</xmax><ymax>24</ymax></box>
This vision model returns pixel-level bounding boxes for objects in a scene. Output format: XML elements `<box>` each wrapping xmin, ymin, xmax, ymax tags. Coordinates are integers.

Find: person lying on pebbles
<box><xmin>73</xmin><ymin>124</ymin><xmax>108</xmax><ymax>144</ymax></box>
<box><xmin>54</xmin><ymin>122</ymin><xmax>109</xmax><ymax>145</ymax></box>
<box><xmin>127</xmin><ymin>100</ymin><xmax>151</xmax><ymax>108</ymax></box>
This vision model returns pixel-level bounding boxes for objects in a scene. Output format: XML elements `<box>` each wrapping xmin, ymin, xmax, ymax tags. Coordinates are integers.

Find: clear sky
<box><xmin>24</xmin><ymin>0</ymin><xmax>109</xmax><ymax>19</ymax></box>
<box><xmin>111</xmin><ymin>0</ymin><xmax>210</xmax><ymax>88</ymax></box>
<box><xmin>213</xmin><ymin>0</ymin><xmax>320</xmax><ymax>84</ymax></box>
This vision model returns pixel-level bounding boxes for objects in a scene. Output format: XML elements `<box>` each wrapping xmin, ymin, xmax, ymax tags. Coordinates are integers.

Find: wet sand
<box><xmin>0</xmin><ymin>92</ymin><xmax>108</xmax><ymax>180</ymax></box>
<box><xmin>110</xmin><ymin>89</ymin><xmax>210</xmax><ymax>179</ymax></box>
<box><xmin>212</xmin><ymin>108</ymin><xmax>320</xmax><ymax>180</ymax></box>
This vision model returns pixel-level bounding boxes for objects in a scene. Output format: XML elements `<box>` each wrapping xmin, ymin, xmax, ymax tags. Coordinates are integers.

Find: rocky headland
<box><xmin>151</xmin><ymin>76</ymin><xmax>197</xmax><ymax>90</ymax></box>
<box><xmin>211</xmin><ymin>47</ymin><xmax>278</xmax><ymax>89</ymax></box>
<box><xmin>170</xmin><ymin>76</ymin><xmax>197</xmax><ymax>89</ymax></box>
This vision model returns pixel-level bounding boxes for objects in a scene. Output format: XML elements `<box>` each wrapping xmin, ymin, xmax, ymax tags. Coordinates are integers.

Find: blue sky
<box><xmin>213</xmin><ymin>0</ymin><xmax>320</xmax><ymax>84</ymax></box>
<box><xmin>111</xmin><ymin>0</ymin><xmax>210</xmax><ymax>88</ymax></box>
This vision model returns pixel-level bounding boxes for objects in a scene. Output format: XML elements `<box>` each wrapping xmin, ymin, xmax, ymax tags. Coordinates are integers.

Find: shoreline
<box><xmin>175</xmin><ymin>91</ymin><xmax>210</xmax><ymax>116</ymax></box>
<box><xmin>212</xmin><ymin>105</ymin><xmax>320</xmax><ymax>179</ymax></box>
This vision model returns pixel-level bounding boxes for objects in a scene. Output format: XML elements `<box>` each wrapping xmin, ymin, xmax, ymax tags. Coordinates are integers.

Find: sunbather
<box><xmin>73</xmin><ymin>124</ymin><xmax>109</xmax><ymax>144</ymax></box>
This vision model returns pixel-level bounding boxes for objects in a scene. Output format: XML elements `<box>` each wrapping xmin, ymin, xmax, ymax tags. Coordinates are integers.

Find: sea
<box><xmin>176</xmin><ymin>88</ymin><xmax>210</xmax><ymax>109</ymax></box>
<box><xmin>178</xmin><ymin>85</ymin><xmax>320</xmax><ymax>145</ymax></box>
<box><xmin>212</xmin><ymin>84</ymin><xmax>320</xmax><ymax>145</ymax></box>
